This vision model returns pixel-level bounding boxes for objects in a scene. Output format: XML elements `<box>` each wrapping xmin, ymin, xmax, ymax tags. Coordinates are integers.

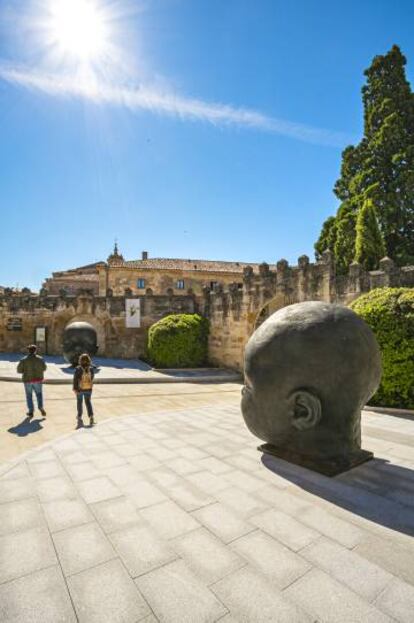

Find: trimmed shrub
<box><xmin>350</xmin><ymin>288</ymin><xmax>414</xmax><ymax>409</ymax></box>
<box><xmin>148</xmin><ymin>314</ymin><xmax>209</xmax><ymax>368</ymax></box>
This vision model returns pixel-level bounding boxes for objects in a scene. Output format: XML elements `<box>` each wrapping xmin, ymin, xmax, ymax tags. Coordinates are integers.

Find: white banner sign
<box><xmin>126</xmin><ymin>298</ymin><xmax>141</xmax><ymax>328</ymax></box>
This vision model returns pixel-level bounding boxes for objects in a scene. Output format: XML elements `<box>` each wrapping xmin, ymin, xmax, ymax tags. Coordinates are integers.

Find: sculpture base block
<box><xmin>258</xmin><ymin>443</ymin><xmax>374</xmax><ymax>477</ymax></box>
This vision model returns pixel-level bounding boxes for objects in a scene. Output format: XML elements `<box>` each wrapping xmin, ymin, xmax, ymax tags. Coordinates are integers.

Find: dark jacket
<box><xmin>17</xmin><ymin>354</ymin><xmax>47</xmax><ymax>382</ymax></box>
<box><xmin>73</xmin><ymin>365</ymin><xmax>95</xmax><ymax>392</ymax></box>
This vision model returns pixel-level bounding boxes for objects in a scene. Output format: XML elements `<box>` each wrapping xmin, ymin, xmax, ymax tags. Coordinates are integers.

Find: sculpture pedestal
<box><xmin>258</xmin><ymin>443</ymin><xmax>373</xmax><ymax>477</ymax></box>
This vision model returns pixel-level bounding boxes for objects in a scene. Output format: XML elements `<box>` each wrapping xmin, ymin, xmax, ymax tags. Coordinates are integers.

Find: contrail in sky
<box><xmin>0</xmin><ymin>65</ymin><xmax>352</xmax><ymax>147</ymax></box>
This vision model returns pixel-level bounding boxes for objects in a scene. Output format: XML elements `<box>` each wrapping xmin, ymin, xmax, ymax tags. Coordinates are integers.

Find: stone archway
<box><xmin>253</xmin><ymin>292</ymin><xmax>299</xmax><ymax>331</ymax></box>
<box><xmin>48</xmin><ymin>313</ymin><xmax>106</xmax><ymax>357</ymax></box>
<box><xmin>66</xmin><ymin>315</ymin><xmax>106</xmax><ymax>357</ymax></box>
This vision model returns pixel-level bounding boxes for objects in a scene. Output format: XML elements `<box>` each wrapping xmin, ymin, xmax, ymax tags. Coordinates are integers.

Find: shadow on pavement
<box><xmin>61</xmin><ymin>365</ymin><xmax>75</xmax><ymax>375</ymax></box>
<box><xmin>90</xmin><ymin>357</ymin><xmax>151</xmax><ymax>371</ymax></box>
<box><xmin>0</xmin><ymin>352</ymin><xmax>152</xmax><ymax>372</ymax></box>
<box><xmin>262</xmin><ymin>453</ymin><xmax>414</xmax><ymax>537</ymax></box>
<box><xmin>8</xmin><ymin>417</ymin><xmax>45</xmax><ymax>437</ymax></box>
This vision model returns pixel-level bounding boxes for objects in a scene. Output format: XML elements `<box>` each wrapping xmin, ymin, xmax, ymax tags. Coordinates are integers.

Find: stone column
<box><xmin>297</xmin><ymin>255</ymin><xmax>310</xmax><ymax>301</ymax></box>
<box><xmin>379</xmin><ymin>256</ymin><xmax>398</xmax><ymax>286</ymax></box>
<box><xmin>320</xmin><ymin>250</ymin><xmax>336</xmax><ymax>302</ymax></box>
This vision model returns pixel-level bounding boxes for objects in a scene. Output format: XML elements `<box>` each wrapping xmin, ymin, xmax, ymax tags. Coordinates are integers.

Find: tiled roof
<box><xmin>45</xmin><ymin>274</ymin><xmax>99</xmax><ymax>282</ymax></box>
<box><xmin>117</xmin><ymin>258</ymin><xmax>270</xmax><ymax>273</ymax></box>
<box><xmin>51</xmin><ymin>263</ymin><xmax>103</xmax><ymax>278</ymax></box>
<box><xmin>71</xmin><ymin>262</ymin><xmax>104</xmax><ymax>271</ymax></box>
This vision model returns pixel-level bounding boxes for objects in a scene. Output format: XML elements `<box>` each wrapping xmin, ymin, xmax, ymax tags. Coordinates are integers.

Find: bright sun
<box><xmin>48</xmin><ymin>0</ymin><xmax>108</xmax><ymax>61</ymax></box>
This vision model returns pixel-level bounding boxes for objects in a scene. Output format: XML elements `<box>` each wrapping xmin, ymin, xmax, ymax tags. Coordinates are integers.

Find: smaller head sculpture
<box><xmin>63</xmin><ymin>321</ymin><xmax>98</xmax><ymax>366</ymax></box>
<box><xmin>241</xmin><ymin>301</ymin><xmax>381</xmax><ymax>473</ymax></box>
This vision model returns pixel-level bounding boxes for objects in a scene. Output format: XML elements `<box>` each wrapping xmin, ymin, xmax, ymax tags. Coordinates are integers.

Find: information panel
<box><xmin>6</xmin><ymin>317</ymin><xmax>22</xmax><ymax>331</ymax></box>
<box><xmin>36</xmin><ymin>327</ymin><xmax>46</xmax><ymax>342</ymax></box>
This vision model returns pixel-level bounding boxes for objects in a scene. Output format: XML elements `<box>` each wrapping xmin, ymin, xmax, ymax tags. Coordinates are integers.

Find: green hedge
<box><xmin>350</xmin><ymin>288</ymin><xmax>414</xmax><ymax>409</ymax></box>
<box><xmin>147</xmin><ymin>314</ymin><xmax>209</xmax><ymax>368</ymax></box>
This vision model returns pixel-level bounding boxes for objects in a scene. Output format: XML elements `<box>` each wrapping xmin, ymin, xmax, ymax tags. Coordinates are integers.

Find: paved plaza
<box><xmin>0</xmin><ymin>354</ymin><xmax>240</xmax><ymax>384</ymax></box>
<box><xmin>0</xmin><ymin>381</ymin><xmax>241</xmax><ymax>463</ymax></box>
<box><xmin>1</xmin><ymin>381</ymin><xmax>414</xmax><ymax>622</ymax></box>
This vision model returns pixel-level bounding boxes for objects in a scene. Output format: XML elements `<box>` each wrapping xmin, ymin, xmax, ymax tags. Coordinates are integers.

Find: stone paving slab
<box><xmin>136</xmin><ymin>559</ymin><xmax>227</xmax><ymax>623</ymax></box>
<box><xmin>0</xmin><ymin>565</ymin><xmax>77</xmax><ymax>623</ymax></box>
<box><xmin>0</xmin><ymin>404</ymin><xmax>414</xmax><ymax>621</ymax></box>
<box><xmin>0</xmin><ymin>353</ymin><xmax>241</xmax><ymax>384</ymax></box>
<box><xmin>283</xmin><ymin>567</ymin><xmax>393</xmax><ymax>622</ymax></box>
<box><xmin>68</xmin><ymin>558</ymin><xmax>151</xmax><ymax>623</ymax></box>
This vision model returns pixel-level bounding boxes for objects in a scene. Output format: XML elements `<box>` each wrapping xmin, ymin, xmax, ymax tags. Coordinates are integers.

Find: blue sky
<box><xmin>1</xmin><ymin>0</ymin><xmax>413</xmax><ymax>290</ymax></box>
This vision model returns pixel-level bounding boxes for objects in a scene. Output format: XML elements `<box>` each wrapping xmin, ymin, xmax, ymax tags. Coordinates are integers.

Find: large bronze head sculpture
<box><xmin>63</xmin><ymin>321</ymin><xmax>98</xmax><ymax>366</ymax></box>
<box><xmin>241</xmin><ymin>301</ymin><xmax>381</xmax><ymax>475</ymax></box>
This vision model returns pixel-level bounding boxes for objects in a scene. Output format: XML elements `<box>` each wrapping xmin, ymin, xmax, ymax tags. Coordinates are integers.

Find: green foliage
<box><xmin>314</xmin><ymin>216</ymin><xmax>337</xmax><ymax>260</ymax></box>
<box><xmin>354</xmin><ymin>199</ymin><xmax>386</xmax><ymax>270</ymax></box>
<box><xmin>334</xmin><ymin>201</ymin><xmax>357</xmax><ymax>274</ymax></box>
<box><xmin>350</xmin><ymin>288</ymin><xmax>414</xmax><ymax>409</ymax></box>
<box><xmin>315</xmin><ymin>45</ymin><xmax>414</xmax><ymax>270</ymax></box>
<box><xmin>148</xmin><ymin>314</ymin><xmax>209</xmax><ymax>368</ymax></box>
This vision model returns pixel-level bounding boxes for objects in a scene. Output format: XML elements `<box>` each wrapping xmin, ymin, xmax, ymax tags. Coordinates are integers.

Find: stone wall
<box><xmin>0</xmin><ymin>291</ymin><xmax>195</xmax><ymax>358</ymax></box>
<box><xmin>203</xmin><ymin>252</ymin><xmax>414</xmax><ymax>371</ymax></box>
<box><xmin>2</xmin><ymin>253</ymin><xmax>413</xmax><ymax>367</ymax></box>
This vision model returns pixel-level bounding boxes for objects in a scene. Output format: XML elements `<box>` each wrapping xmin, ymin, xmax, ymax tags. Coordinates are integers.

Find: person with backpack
<box><xmin>17</xmin><ymin>344</ymin><xmax>47</xmax><ymax>418</ymax></box>
<box><xmin>73</xmin><ymin>353</ymin><xmax>95</xmax><ymax>428</ymax></box>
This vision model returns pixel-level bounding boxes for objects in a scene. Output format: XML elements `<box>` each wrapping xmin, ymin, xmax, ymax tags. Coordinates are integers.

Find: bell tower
<box><xmin>107</xmin><ymin>240</ymin><xmax>124</xmax><ymax>265</ymax></box>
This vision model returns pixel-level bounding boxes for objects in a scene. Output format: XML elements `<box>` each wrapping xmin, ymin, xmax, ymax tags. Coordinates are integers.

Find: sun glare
<box><xmin>48</xmin><ymin>0</ymin><xmax>108</xmax><ymax>62</ymax></box>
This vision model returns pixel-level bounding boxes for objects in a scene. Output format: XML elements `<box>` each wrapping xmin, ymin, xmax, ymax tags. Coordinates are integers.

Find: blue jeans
<box><xmin>77</xmin><ymin>391</ymin><xmax>93</xmax><ymax>419</ymax></box>
<box><xmin>24</xmin><ymin>382</ymin><xmax>44</xmax><ymax>413</ymax></box>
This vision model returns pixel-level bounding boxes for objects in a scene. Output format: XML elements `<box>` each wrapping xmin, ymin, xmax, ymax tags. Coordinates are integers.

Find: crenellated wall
<box><xmin>0</xmin><ymin>290</ymin><xmax>195</xmax><ymax>358</ymax></box>
<box><xmin>202</xmin><ymin>252</ymin><xmax>414</xmax><ymax>371</ymax></box>
<box><xmin>1</xmin><ymin>253</ymin><xmax>413</xmax><ymax>367</ymax></box>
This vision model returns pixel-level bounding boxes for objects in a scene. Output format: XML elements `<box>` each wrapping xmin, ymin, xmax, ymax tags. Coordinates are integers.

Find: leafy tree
<box><xmin>314</xmin><ymin>216</ymin><xmax>337</xmax><ymax>260</ymax></box>
<box><xmin>354</xmin><ymin>199</ymin><xmax>386</xmax><ymax>270</ymax></box>
<box><xmin>333</xmin><ymin>201</ymin><xmax>358</xmax><ymax>273</ymax></box>
<box><xmin>315</xmin><ymin>45</ymin><xmax>414</xmax><ymax>271</ymax></box>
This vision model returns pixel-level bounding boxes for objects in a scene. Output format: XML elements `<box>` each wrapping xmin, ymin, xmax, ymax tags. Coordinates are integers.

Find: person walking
<box><xmin>73</xmin><ymin>353</ymin><xmax>95</xmax><ymax>428</ymax></box>
<box><xmin>17</xmin><ymin>344</ymin><xmax>47</xmax><ymax>418</ymax></box>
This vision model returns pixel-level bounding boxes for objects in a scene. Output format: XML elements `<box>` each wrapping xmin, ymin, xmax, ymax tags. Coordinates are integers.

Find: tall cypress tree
<box><xmin>354</xmin><ymin>199</ymin><xmax>386</xmax><ymax>270</ymax></box>
<box><xmin>334</xmin><ymin>201</ymin><xmax>357</xmax><ymax>272</ymax></box>
<box><xmin>314</xmin><ymin>216</ymin><xmax>336</xmax><ymax>260</ymax></box>
<box><xmin>315</xmin><ymin>45</ymin><xmax>414</xmax><ymax>271</ymax></box>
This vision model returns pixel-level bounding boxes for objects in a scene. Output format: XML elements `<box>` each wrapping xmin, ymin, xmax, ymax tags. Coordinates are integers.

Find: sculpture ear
<box><xmin>289</xmin><ymin>390</ymin><xmax>322</xmax><ymax>431</ymax></box>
